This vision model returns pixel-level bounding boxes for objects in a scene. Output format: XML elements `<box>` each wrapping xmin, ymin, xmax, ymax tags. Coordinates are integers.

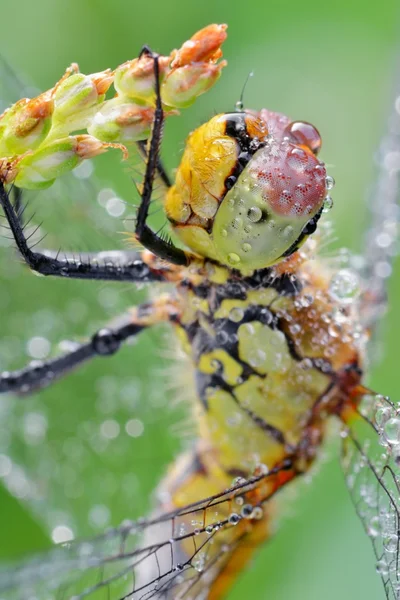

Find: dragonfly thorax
<box><xmin>174</xmin><ymin>257</ymin><xmax>363</xmax><ymax>480</ymax></box>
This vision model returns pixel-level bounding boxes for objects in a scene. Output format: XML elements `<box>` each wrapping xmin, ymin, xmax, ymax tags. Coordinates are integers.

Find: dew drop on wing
<box><xmin>341</xmin><ymin>391</ymin><xmax>400</xmax><ymax>600</ymax></box>
<box><xmin>0</xmin><ymin>469</ymin><xmax>282</xmax><ymax>599</ymax></box>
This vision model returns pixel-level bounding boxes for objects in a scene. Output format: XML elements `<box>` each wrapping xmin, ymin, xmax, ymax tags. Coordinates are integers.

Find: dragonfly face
<box><xmin>165</xmin><ymin>110</ymin><xmax>328</xmax><ymax>272</ymax></box>
<box><xmin>0</xmin><ymin>22</ymin><xmax>398</xmax><ymax>600</ymax></box>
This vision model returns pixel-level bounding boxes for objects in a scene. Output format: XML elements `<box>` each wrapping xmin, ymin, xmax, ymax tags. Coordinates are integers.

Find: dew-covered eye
<box><xmin>284</xmin><ymin>121</ymin><xmax>322</xmax><ymax>155</ymax></box>
<box><xmin>212</xmin><ymin>131</ymin><xmax>328</xmax><ymax>272</ymax></box>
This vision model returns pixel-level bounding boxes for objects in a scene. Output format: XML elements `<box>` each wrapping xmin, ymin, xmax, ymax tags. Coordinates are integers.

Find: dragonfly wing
<box><xmin>341</xmin><ymin>390</ymin><xmax>400</xmax><ymax>600</ymax></box>
<box><xmin>356</xmin><ymin>71</ymin><xmax>399</xmax><ymax>358</ymax></box>
<box><xmin>0</xmin><ymin>55</ymin><xmax>173</xmax><ymax>547</ymax></box>
<box><xmin>0</xmin><ymin>469</ymin><xmax>282</xmax><ymax>600</ymax></box>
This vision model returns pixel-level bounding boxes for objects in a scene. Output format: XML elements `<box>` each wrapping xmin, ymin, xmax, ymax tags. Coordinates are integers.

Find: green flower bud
<box><xmin>161</xmin><ymin>61</ymin><xmax>226</xmax><ymax>108</ymax></box>
<box><xmin>0</xmin><ymin>92</ymin><xmax>53</xmax><ymax>155</ymax></box>
<box><xmin>88</xmin><ymin>97</ymin><xmax>155</xmax><ymax>143</ymax></box>
<box><xmin>52</xmin><ymin>68</ymin><xmax>113</xmax><ymax>134</ymax></box>
<box><xmin>114</xmin><ymin>55</ymin><xmax>170</xmax><ymax>105</ymax></box>
<box><xmin>14</xmin><ymin>134</ymin><xmax>126</xmax><ymax>189</ymax></box>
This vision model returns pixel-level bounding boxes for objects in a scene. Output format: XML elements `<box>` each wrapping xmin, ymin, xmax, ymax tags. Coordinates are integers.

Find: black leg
<box><xmin>0</xmin><ymin>183</ymin><xmax>169</xmax><ymax>283</ymax></box>
<box><xmin>134</xmin><ymin>54</ymin><xmax>188</xmax><ymax>266</ymax></box>
<box><xmin>11</xmin><ymin>186</ymin><xmax>23</xmax><ymax>219</ymax></box>
<box><xmin>0</xmin><ymin>304</ymin><xmax>160</xmax><ymax>395</ymax></box>
<box><xmin>136</xmin><ymin>140</ymin><xmax>172</xmax><ymax>189</ymax></box>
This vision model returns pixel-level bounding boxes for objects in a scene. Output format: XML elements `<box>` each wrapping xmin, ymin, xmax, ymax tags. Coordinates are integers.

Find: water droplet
<box><xmin>383</xmin><ymin>533</ymin><xmax>398</xmax><ymax>553</ymax></box>
<box><xmin>329</xmin><ymin>269</ymin><xmax>359</xmax><ymax>304</ymax></box>
<box><xmin>282</xmin><ymin>225</ymin><xmax>294</xmax><ymax>238</ymax></box>
<box><xmin>193</xmin><ymin>552</ymin><xmax>206</xmax><ymax>572</ymax></box>
<box><xmin>106</xmin><ymin>196</ymin><xmax>125</xmax><ymax>217</ymax></box>
<box><xmin>252</xmin><ymin>506</ymin><xmax>264</xmax><ymax>519</ymax></box>
<box><xmin>242</xmin><ymin>243</ymin><xmax>252</xmax><ymax>253</ymax></box>
<box><xmin>51</xmin><ymin>524</ymin><xmax>74</xmax><ymax>544</ymax></box>
<box><xmin>289</xmin><ymin>323</ymin><xmax>301</xmax><ymax>335</ymax></box>
<box><xmin>89</xmin><ymin>504</ymin><xmax>110</xmax><ymax>528</ymax></box>
<box><xmin>300</xmin><ymin>294</ymin><xmax>314</xmax><ymax>308</ymax></box>
<box><xmin>216</xmin><ymin>330</ymin><xmax>229</xmax><ymax>345</ymax></box>
<box><xmin>227</xmin><ymin>253</ymin><xmax>241</xmax><ymax>266</ymax></box>
<box><xmin>221</xmin><ymin>228</ymin><xmax>228</xmax><ymax>237</ymax></box>
<box><xmin>232</xmin><ymin>476</ymin><xmax>247</xmax><ymax>487</ymax></box>
<box><xmin>125</xmin><ymin>418</ymin><xmax>144</xmax><ymax>438</ymax></box>
<box><xmin>376</xmin><ymin>558</ymin><xmax>388</xmax><ymax>576</ymax></box>
<box><xmin>368</xmin><ymin>515</ymin><xmax>382</xmax><ymax>538</ymax></box>
<box><xmin>374</xmin><ymin>261</ymin><xmax>392</xmax><ymax>279</ymax></box>
<box><xmin>100</xmin><ymin>419</ymin><xmax>120</xmax><ymax>439</ymax></box>
<box><xmin>375</xmin><ymin>406</ymin><xmax>392</xmax><ymax>428</ymax></box>
<box><xmin>328</xmin><ymin>322</ymin><xmax>341</xmax><ymax>338</ymax></box>
<box><xmin>205</xmin><ymin>525</ymin><xmax>214</xmax><ymax>534</ymax></box>
<box><xmin>26</xmin><ymin>336</ymin><xmax>50</xmax><ymax>359</ymax></box>
<box><xmin>229</xmin><ymin>513</ymin><xmax>240</xmax><ymax>525</ymax></box>
<box><xmin>23</xmin><ymin>412</ymin><xmax>48</xmax><ymax>445</ymax></box>
<box><xmin>235</xmin><ymin>100</ymin><xmax>244</xmax><ymax>112</ymax></box>
<box><xmin>384</xmin><ymin>417</ymin><xmax>400</xmax><ymax>445</ymax></box>
<box><xmin>241</xmin><ymin>504</ymin><xmax>254</xmax><ymax>518</ymax></box>
<box><xmin>254</xmin><ymin>463</ymin><xmax>269</xmax><ymax>476</ymax></box>
<box><xmin>322</xmin><ymin>195</ymin><xmax>333</xmax><ymax>213</ymax></box>
<box><xmin>325</xmin><ymin>175</ymin><xmax>335</xmax><ymax>190</ymax></box>
<box><xmin>232</xmin><ymin>217</ymin><xmax>243</xmax><ymax>230</ymax></box>
<box><xmin>247</xmin><ymin>206</ymin><xmax>263</xmax><ymax>223</ymax></box>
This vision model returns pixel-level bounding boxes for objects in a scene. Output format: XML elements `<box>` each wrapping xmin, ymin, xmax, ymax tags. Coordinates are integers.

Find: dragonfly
<box><xmin>0</xmin><ymin>23</ymin><xmax>399</xmax><ymax>600</ymax></box>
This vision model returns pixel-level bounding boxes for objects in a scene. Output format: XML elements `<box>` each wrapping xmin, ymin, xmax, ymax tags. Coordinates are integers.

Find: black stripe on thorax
<box><xmin>183</xmin><ymin>300</ymin><xmax>333</xmax><ymax>387</ymax></box>
<box><xmin>196</xmin><ymin>368</ymin><xmax>287</xmax><ymax>447</ymax></box>
<box><xmin>188</xmin><ymin>270</ymin><xmax>302</xmax><ymax>310</ymax></box>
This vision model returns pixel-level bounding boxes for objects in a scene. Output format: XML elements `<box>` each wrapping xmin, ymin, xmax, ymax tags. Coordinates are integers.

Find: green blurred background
<box><xmin>0</xmin><ymin>0</ymin><xmax>399</xmax><ymax>598</ymax></box>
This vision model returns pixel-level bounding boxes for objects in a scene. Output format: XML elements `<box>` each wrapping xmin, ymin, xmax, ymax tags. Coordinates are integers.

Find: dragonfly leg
<box><xmin>0</xmin><ymin>182</ymin><xmax>171</xmax><ymax>283</ymax></box>
<box><xmin>136</xmin><ymin>139</ymin><xmax>172</xmax><ymax>189</ymax></box>
<box><xmin>135</xmin><ymin>47</ymin><xmax>172</xmax><ymax>188</ymax></box>
<box><xmin>133</xmin><ymin>53</ymin><xmax>189</xmax><ymax>266</ymax></box>
<box><xmin>0</xmin><ymin>297</ymin><xmax>177</xmax><ymax>395</ymax></box>
<box><xmin>11</xmin><ymin>185</ymin><xmax>23</xmax><ymax>219</ymax></box>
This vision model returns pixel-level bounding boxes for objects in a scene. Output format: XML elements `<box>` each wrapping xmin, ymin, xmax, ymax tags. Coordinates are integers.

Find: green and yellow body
<box><xmin>137</xmin><ymin>107</ymin><xmax>362</xmax><ymax>598</ymax></box>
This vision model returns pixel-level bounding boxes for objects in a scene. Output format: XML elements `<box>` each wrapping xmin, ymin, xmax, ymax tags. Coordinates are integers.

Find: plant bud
<box><xmin>14</xmin><ymin>135</ymin><xmax>126</xmax><ymax>189</ymax></box>
<box><xmin>171</xmin><ymin>24</ymin><xmax>227</xmax><ymax>68</ymax></box>
<box><xmin>88</xmin><ymin>97</ymin><xmax>155</xmax><ymax>143</ymax></box>
<box><xmin>161</xmin><ymin>61</ymin><xmax>226</xmax><ymax>108</ymax></box>
<box><xmin>0</xmin><ymin>92</ymin><xmax>53</xmax><ymax>155</ymax></box>
<box><xmin>52</xmin><ymin>69</ymin><xmax>114</xmax><ymax>133</ymax></box>
<box><xmin>114</xmin><ymin>55</ymin><xmax>170</xmax><ymax>105</ymax></box>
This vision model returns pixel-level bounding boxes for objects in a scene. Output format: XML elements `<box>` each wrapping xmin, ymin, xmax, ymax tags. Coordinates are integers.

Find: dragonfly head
<box><xmin>165</xmin><ymin>109</ymin><xmax>331</xmax><ymax>273</ymax></box>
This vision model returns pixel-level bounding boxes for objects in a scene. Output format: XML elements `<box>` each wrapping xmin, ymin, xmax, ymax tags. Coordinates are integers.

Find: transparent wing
<box><xmin>0</xmin><ymin>469</ymin><xmax>281</xmax><ymax>600</ymax></box>
<box><xmin>356</xmin><ymin>64</ymin><xmax>400</xmax><ymax>346</ymax></box>
<box><xmin>341</xmin><ymin>391</ymin><xmax>400</xmax><ymax>600</ymax></box>
<box><xmin>340</xmin><ymin>61</ymin><xmax>400</xmax><ymax>600</ymax></box>
<box><xmin>0</xmin><ymin>56</ymin><xmax>175</xmax><ymax>547</ymax></box>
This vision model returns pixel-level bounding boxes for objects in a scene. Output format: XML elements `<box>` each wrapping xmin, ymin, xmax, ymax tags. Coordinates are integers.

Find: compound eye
<box><xmin>284</xmin><ymin>121</ymin><xmax>322</xmax><ymax>155</ymax></box>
